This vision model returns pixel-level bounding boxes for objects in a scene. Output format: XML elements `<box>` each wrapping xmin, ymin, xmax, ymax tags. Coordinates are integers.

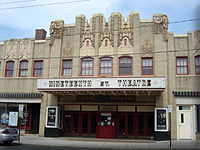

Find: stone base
<box><xmin>155</xmin><ymin>131</ymin><xmax>170</xmax><ymax>141</ymax></box>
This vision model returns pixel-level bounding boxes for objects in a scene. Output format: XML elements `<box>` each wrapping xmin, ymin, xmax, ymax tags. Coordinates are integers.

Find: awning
<box><xmin>172</xmin><ymin>91</ymin><xmax>200</xmax><ymax>97</ymax></box>
<box><xmin>0</xmin><ymin>93</ymin><xmax>43</xmax><ymax>98</ymax></box>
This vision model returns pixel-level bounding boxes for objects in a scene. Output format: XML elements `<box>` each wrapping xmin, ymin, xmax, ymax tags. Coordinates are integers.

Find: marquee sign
<box><xmin>37</xmin><ymin>78</ymin><xmax>165</xmax><ymax>90</ymax></box>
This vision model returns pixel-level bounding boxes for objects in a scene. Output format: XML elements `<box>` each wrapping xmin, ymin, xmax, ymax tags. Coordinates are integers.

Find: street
<box><xmin>0</xmin><ymin>143</ymin><xmax>110</xmax><ymax>150</ymax></box>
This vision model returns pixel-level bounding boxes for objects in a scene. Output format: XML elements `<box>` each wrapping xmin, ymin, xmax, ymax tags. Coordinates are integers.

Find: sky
<box><xmin>0</xmin><ymin>0</ymin><xmax>200</xmax><ymax>42</ymax></box>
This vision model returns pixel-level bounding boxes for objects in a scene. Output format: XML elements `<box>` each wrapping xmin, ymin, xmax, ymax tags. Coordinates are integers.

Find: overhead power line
<box><xmin>169</xmin><ymin>18</ymin><xmax>200</xmax><ymax>24</ymax></box>
<box><xmin>0</xmin><ymin>0</ymin><xmax>36</xmax><ymax>5</ymax></box>
<box><xmin>0</xmin><ymin>0</ymin><xmax>90</xmax><ymax>11</ymax></box>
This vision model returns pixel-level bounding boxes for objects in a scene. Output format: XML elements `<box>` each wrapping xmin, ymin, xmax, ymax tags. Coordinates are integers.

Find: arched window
<box><xmin>19</xmin><ymin>60</ymin><xmax>29</xmax><ymax>77</ymax></box>
<box><xmin>81</xmin><ymin>58</ymin><xmax>93</xmax><ymax>76</ymax></box>
<box><xmin>5</xmin><ymin>61</ymin><xmax>14</xmax><ymax>77</ymax></box>
<box><xmin>105</xmin><ymin>39</ymin><xmax>108</xmax><ymax>47</ymax></box>
<box><xmin>100</xmin><ymin>57</ymin><xmax>112</xmax><ymax>76</ymax></box>
<box><xmin>119</xmin><ymin>57</ymin><xmax>132</xmax><ymax>75</ymax></box>
<box><xmin>124</xmin><ymin>39</ymin><xmax>127</xmax><ymax>46</ymax></box>
<box><xmin>86</xmin><ymin>40</ymin><xmax>89</xmax><ymax>47</ymax></box>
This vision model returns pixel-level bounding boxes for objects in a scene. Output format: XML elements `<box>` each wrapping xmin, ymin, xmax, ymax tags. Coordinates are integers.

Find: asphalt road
<box><xmin>0</xmin><ymin>143</ymin><xmax>111</xmax><ymax>150</ymax></box>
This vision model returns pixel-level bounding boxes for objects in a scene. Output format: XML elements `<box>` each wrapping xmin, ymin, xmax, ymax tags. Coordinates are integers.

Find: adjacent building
<box><xmin>0</xmin><ymin>12</ymin><xmax>199</xmax><ymax>140</ymax></box>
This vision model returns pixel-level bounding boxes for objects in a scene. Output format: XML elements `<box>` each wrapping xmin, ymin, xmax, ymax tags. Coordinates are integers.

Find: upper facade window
<box><xmin>81</xmin><ymin>58</ymin><xmax>93</xmax><ymax>76</ymax></box>
<box><xmin>176</xmin><ymin>57</ymin><xmax>188</xmax><ymax>75</ymax></box>
<box><xmin>119</xmin><ymin>57</ymin><xmax>132</xmax><ymax>75</ymax></box>
<box><xmin>5</xmin><ymin>61</ymin><xmax>14</xmax><ymax>77</ymax></box>
<box><xmin>33</xmin><ymin>60</ymin><xmax>43</xmax><ymax>77</ymax></box>
<box><xmin>62</xmin><ymin>60</ymin><xmax>72</xmax><ymax>76</ymax></box>
<box><xmin>19</xmin><ymin>60</ymin><xmax>29</xmax><ymax>77</ymax></box>
<box><xmin>100</xmin><ymin>57</ymin><xmax>112</xmax><ymax>76</ymax></box>
<box><xmin>195</xmin><ymin>56</ymin><xmax>200</xmax><ymax>75</ymax></box>
<box><xmin>142</xmin><ymin>58</ymin><xmax>153</xmax><ymax>75</ymax></box>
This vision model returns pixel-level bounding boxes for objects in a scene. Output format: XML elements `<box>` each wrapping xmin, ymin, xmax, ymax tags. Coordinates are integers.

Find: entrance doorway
<box><xmin>81</xmin><ymin>113</ymin><xmax>98</xmax><ymax>135</ymax></box>
<box><xmin>64</xmin><ymin>112</ymin><xmax>79</xmax><ymax>135</ymax></box>
<box><xmin>118</xmin><ymin>113</ymin><xmax>154</xmax><ymax>138</ymax></box>
<box><xmin>178</xmin><ymin>106</ymin><xmax>192</xmax><ymax>139</ymax></box>
<box><xmin>64</xmin><ymin>112</ymin><xmax>98</xmax><ymax>136</ymax></box>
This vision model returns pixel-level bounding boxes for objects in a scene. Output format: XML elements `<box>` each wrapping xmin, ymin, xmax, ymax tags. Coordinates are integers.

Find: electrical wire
<box><xmin>0</xmin><ymin>0</ymin><xmax>36</xmax><ymax>5</ymax></box>
<box><xmin>0</xmin><ymin>0</ymin><xmax>89</xmax><ymax>11</ymax></box>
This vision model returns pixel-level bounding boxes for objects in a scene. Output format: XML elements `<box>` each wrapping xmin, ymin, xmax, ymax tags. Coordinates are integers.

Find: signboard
<box><xmin>77</xmin><ymin>95</ymin><xmax>136</xmax><ymax>102</ymax></box>
<box><xmin>19</xmin><ymin>105</ymin><xmax>24</xmax><ymax>112</ymax></box>
<box><xmin>37</xmin><ymin>78</ymin><xmax>166</xmax><ymax>90</ymax></box>
<box><xmin>168</xmin><ymin>105</ymin><xmax>172</xmax><ymax>113</ymax></box>
<box><xmin>155</xmin><ymin>108</ymin><xmax>168</xmax><ymax>131</ymax></box>
<box><xmin>9</xmin><ymin>112</ymin><xmax>18</xmax><ymax>126</ymax></box>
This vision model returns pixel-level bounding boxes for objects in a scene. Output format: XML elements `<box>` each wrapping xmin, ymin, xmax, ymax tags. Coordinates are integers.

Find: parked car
<box><xmin>0</xmin><ymin>124</ymin><xmax>18</xmax><ymax>145</ymax></box>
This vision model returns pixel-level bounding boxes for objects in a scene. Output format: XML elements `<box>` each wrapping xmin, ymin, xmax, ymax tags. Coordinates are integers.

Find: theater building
<box><xmin>0</xmin><ymin>12</ymin><xmax>200</xmax><ymax>140</ymax></box>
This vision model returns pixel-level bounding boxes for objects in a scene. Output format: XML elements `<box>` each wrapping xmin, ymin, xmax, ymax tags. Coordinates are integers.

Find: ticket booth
<box><xmin>98</xmin><ymin>112</ymin><xmax>116</xmax><ymax>138</ymax></box>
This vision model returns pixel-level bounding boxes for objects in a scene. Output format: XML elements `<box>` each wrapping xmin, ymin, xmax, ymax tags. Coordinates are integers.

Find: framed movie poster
<box><xmin>46</xmin><ymin>106</ymin><xmax>57</xmax><ymax>128</ymax></box>
<box><xmin>155</xmin><ymin>108</ymin><xmax>168</xmax><ymax>131</ymax></box>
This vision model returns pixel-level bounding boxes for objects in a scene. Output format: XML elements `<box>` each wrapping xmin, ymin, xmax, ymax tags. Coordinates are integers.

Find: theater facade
<box><xmin>0</xmin><ymin>12</ymin><xmax>200</xmax><ymax>140</ymax></box>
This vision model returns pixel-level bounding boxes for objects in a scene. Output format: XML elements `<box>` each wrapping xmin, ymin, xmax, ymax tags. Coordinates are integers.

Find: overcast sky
<box><xmin>0</xmin><ymin>0</ymin><xmax>200</xmax><ymax>41</ymax></box>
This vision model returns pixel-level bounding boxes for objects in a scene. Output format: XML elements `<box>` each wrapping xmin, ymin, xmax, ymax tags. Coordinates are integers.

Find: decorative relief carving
<box><xmin>91</xmin><ymin>15</ymin><xmax>103</xmax><ymax>48</ymax></box>
<box><xmin>50</xmin><ymin>20</ymin><xmax>64</xmax><ymax>35</ymax></box>
<box><xmin>119</xmin><ymin>23</ymin><xmax>134</xmax><ymax>47</ymax></box>
<box><xmin>62</xmin><ymin>42</ymin><xmax>73</xmax><ymax>58</ymax></box>
<box><xmin>141</xmin><ymin>39</ymin><xmax>154</xmax><ymax>57</ymax></box>
<box><xmin>6</xmin><ymin>39</ymin><xmax>17</xmax><ymax>59</ymax></box>
<box><xmin>19</xmin><ymin>38</ymin><xmax>31</xmax><ymax>58</ymax></box>
<box><xmin>153</xmin><ymin>14</ymin><xmax>169</xmax><ymax>42</ymax></box>
<box><xmin>80</xmin><ymin>16</ymin><xmax>86</xmax><ymax>48</ymax></box>
<box><xmin>110</xmin><ymin>14</ymin><xmax>122</xmax><ymax>47</ymax></box>
<box><xmin>129</xmin><ymin>14</ymin><xmax>134</xmax><ymax>46</ymax></box>
<box><xmin>194</xmin><ymin>30</ymin><xmax>200</xmax><ymax>50</ymax></box>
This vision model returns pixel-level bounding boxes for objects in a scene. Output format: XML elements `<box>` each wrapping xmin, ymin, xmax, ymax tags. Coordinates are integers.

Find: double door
<box><xmin>118</xmin><ymin>113</ymin><xmax>154</xmax><ymax>137</ymax></box>
<box><xmin>64</xmin><ymin>112</ymin><xmax>97</xmax><ymax>135</ymax></box>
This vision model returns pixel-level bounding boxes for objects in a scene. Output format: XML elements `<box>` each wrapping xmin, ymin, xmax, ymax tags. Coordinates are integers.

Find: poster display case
<box><xmin>155</xmin><ymin>108</ymin><xmax>168</xmax><ymax>132</ymax></box>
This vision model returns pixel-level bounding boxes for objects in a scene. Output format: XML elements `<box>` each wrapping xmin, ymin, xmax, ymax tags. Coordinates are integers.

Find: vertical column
<box><xmin>112</xmin><ymin>13</ymin><xmax>122</xmax><ymax>76</ymax></box>
<box><xmin>72</xmin><ymin>15</ymin><xmax>85</xmax><ymax>77</ymax></box>
<box><xmin>130</xmin><ymin>12</ymin><xmax>140</xmax><ymax>76</ymax></box>
<box><xmin>93</xmin><ymin>14</ymin><xmax>103</xmax><ymax>76</ymax></box>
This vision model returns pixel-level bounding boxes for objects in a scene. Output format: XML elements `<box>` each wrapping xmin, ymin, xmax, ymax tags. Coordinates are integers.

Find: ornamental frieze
<box><xmin>19</xmin><ymin>38</ymin><xmax>31</xmax><ymax>58</ymax></box>
<box><xmin>6</xmin><ymin>39</ymin><xmax>17</xmax><ymax>59</ymax></box>
<box><xmin>141</xmin><ymin>39</ymin><xmax>154</xmax><ymax>57</ymax></box>
<box><xmin>153</xmin><ymin>14</ymin><xmax>169</xmax><ymax>42</ymax></box>
<box><xmin>62</xmin><ymin>42</ymin><xmax>73</xmax><ymax>58</ymax></box>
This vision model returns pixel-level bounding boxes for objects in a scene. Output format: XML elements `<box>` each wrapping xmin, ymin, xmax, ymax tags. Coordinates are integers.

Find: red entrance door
<box><xmin>137</xmin><ymin>113</ymin><xmax>154</xmax><ymax>137</ymax></box>
<box><xmin>118</xmin><ymin>113</ymin><xmax>154</xmax><ymax>138</ymax></box>
<box><xmin>81</xmin><ymin>113</ymin><xmax>98</xmax><ymax>135</ymax></box>
<box><xmin>64</xmin><ymin>112</ymin><xmax>79</xmax><ymax>135</ymax></box>
<box><xmin>118</xmin><ymin>113</ymin><xmax>135</xmax><ymax>137</ymax></box>
<box><xmin>98</xmin><ymin>112</ymin><xmax>116</xmax><ymax>138</ymax></box>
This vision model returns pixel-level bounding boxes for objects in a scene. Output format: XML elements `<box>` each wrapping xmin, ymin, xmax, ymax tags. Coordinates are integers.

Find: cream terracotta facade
<box><xmin>0</xmin><ymin>12</ymin><xmax>200</xmax><ymax>140</ymax></box>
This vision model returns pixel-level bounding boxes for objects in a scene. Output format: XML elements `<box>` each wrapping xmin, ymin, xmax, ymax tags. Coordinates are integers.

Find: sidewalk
<box><xmin>19</xmin><ymin>134</ymin><xmax>200</xmax><ymax>149</ymax></box>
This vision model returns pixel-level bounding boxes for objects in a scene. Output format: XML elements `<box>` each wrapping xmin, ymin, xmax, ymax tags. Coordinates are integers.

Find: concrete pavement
<box><xmin>18</xmin><ymin>134</ymin><xmax>200</xmax><ymax>149</ymax></box>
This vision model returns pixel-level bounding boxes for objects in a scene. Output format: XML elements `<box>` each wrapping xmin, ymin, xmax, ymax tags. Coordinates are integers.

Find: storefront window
<box><xmin>101</xmin><ymin>113</ymin><xmax>111</xmax><ymax>126</ymax></box>
<box><xmin>0</xmin><ymin>103</ymin><xmax>30</xmax><ymax>129</ymax></box>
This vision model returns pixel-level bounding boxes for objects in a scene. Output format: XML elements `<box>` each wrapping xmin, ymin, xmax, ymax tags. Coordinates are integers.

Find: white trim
<box><xmin>176</xmin><ymin>97</ymin><xmax>200</xmax><ymax>105</ymax></box>
<box><xmin>0</xmin><ymin>98</ymin><xmax>41</xmax><ymax>103</ymax></box>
